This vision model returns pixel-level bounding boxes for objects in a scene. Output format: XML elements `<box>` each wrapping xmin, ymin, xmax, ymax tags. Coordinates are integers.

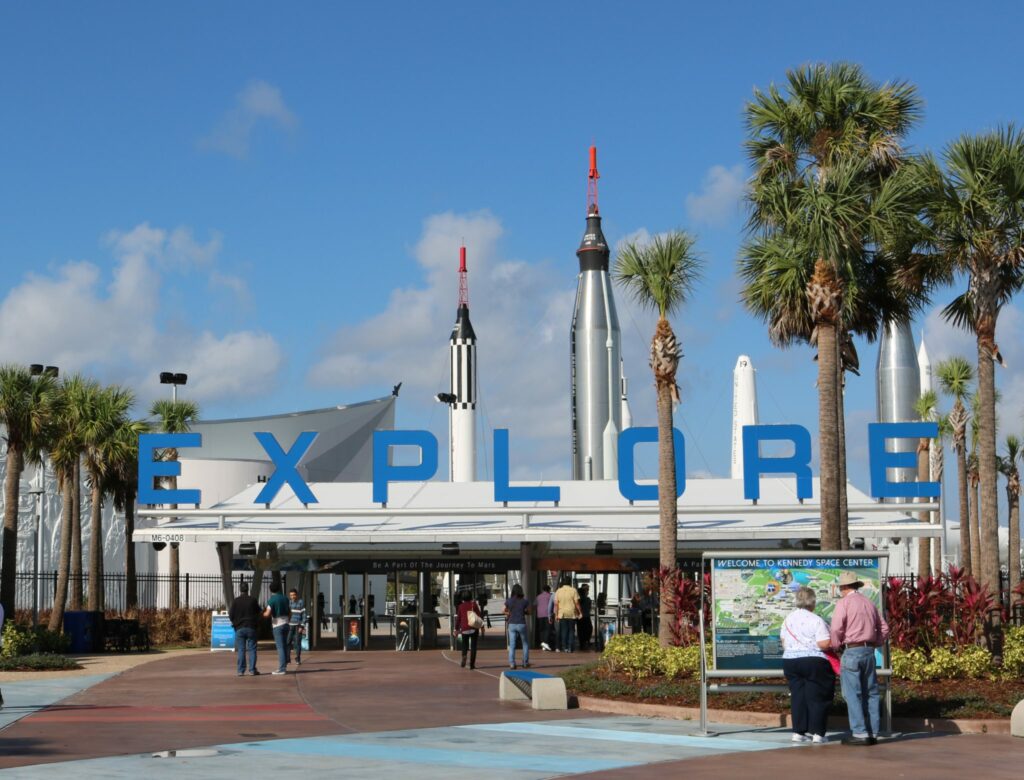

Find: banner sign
<box><xmin>210</xmin><ymin>611</ymin><xmax>235</xmax><ymax>652</ymax></box>
<box><xmin>710</xmin><ymin>554</ymin><xmax>884</xmax><ymax>670</ymax></box>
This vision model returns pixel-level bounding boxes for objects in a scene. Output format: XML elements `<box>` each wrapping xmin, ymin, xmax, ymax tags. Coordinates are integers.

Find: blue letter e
<box><xmin>869</xmin><ymin>422</ymin><xmax>939</xmax><ymax>498</ymax></box>
<box><xmin>137</xmin><ymin>432</ymin><xmax>202</xmax><ymax>505</ymax></box>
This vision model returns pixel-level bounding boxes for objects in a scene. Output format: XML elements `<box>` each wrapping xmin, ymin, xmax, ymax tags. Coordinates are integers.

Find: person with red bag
<box><xmin>780</xmin><ymin>586</ymin><xmax>836</xmax><ymax>744</ymax></box>
<box><xmin>455</xmin><ymin>592</ymin><xmax>485</xmax><ymax>669</ymax></box>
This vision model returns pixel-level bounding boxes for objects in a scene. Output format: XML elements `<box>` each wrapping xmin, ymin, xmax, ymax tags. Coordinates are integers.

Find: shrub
<box><xmin>892</xmin><ymin>645</ymin><xmax>995</xmax><ymax>681</ymax></box>
<box><xmin>662</xmin><ymin>644</ymin><xmax>701</xmax><ymax>679</ymax></box>
<box><xmin>0</xmin><ymin>653</ymin><xmax>81</xmax><ymax>671</ymax></box>
<box><xmin>33</xmin><ymin>627</ymin><xmax>72</xmax><ymax>655</ymax></box>
<box><xmin>603</xmin><ymin>633</ymin><xmax>663</xmax><ymax>680</ymax></box>
<box><xmin>1001</xmin><ymin>626</ymin><xmax>1024</xmax><ymax>678</ymax></box>
<box><xmin>1</xmin><ymin>622</ymin><xmax>35</xmax><ymax>658</ymax></box>
<box><xmin>891</xmin><ymin>647</ymin><xmax>929</xmax><ymax>681</ymax></box>
<box><xmin>120</xmin><ymin>607</ymin><xmax>211</xmax><ymax>647</ymax></box>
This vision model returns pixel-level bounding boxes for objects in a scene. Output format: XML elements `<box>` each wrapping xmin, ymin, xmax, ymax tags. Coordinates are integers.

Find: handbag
<box><xmin>467</xmin><ymin>607</ymin><xmax>485</xmax><ymax>630</ymax></box>
<box><xmin>823</xmin><ymin>649</ymin><xmax>842</xmax><ymax>675</ymax></box>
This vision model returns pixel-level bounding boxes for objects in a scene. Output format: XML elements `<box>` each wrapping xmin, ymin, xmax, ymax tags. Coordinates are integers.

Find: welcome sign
<box><xmin>137</xmin><ymin>422</ymin><xmax>939</xmax><ymax>507</ymax></box>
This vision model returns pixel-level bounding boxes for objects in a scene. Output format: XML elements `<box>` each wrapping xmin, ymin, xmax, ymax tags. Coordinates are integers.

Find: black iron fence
<box><xmin>14</xmin><ymin>572</ymin><xmax>273</xmax><ymax>613</ymax></box>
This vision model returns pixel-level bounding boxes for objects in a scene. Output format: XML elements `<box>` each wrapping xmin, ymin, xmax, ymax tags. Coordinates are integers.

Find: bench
<box><xmin>499</xmin><ymin>670</ymin><xmax>567</xmax><ymax>710</ymax></box>
<box><xmin>104</xmin><ymin>619</ymin><xmax>151</xmax><ymax>653</ymax></box>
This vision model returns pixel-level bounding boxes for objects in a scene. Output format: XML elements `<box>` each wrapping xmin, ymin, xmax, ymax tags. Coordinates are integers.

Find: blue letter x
<box><xmin>254</xmin><ymin>431</ymin><xmax>319</xmax><ymax>504</ymax></box>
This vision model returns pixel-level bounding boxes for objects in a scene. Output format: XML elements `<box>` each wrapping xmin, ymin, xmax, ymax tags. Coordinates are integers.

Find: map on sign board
<box><xmin>711</xmin><ymin>556</ymin><xmax>882</xmax><ymax>670</ymax></box>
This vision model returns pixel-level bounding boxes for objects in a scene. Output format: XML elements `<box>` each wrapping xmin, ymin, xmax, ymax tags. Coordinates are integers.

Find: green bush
<box><xmin>0</xmin><ymin>653</ymin><xmax>81</xmax><ymax>671</ymax></box>
<box><xmin>1001</xmin><ymin>626</ymin><xmax>1024</xmax><ymax>678</ymax></box>
<box><xmin>892</xmin><ymin>645</ymin><xmax>995</xmax><ymax>681</ymax></box>
<box><xmin>601</xmin><ymin>634</ymin><xmax>703</xmax><ymax>680</ymax></box>
<box><xmin>1</xmin><ymin>622</ymin><xmax>35</xmax><ymax>658</ymax></box>
<box><xmin>32</xmin><ymin>627</ymin><xmax>72</xmax><ymax>655</ymax></box>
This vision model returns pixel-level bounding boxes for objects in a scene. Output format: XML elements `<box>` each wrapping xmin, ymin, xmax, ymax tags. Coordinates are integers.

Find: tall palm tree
<box><xmin>914</xmin><ymin>390</ymin><xmax>939</xmax><ymax>578</ymax></box>
<box><xmin>936</xmin><ymin>357</ymin><xmax>974</xmax><ymax>574</ymax></box>
<box><xmin>150</xmin><ymin>398</ymin><xmax>200</xmax><ymax>610</ymax></box>
<box><xmin>81</xmin><ymin>384</ymin><xmax>135</xmax><ymax>612</ymax></box>
<box><xmin>999</xmin><ymin>435</ymin><xmax>1021</xmax><ymax>606</ymax></box>
<box><xmin>0</xmin><ymin>365</ymin><xmax>57</xmax><ymax>616</ymax></box>
<box><xmin>742</xmin><ymin>62</ymin><xmax>923</xmax><ymax>550</ymax></box>
<box><xmin>931</xmin><ymin>413</ymin><xmax>951</xmax><ymax>574</ymax></box>
<box><xmin>104</xmin><ymin>417</ymin><xmax>149</xmax><ymax>610</ymax></box>
<box><xmin>46</xmin><ymin>375</ymin><xmax>92</xmax><ymax>632</ymax></box>
<box><xmin>913</xmin><ymin>127</ymin><xmax>1024</xmax><ymax>598</ymax></box>
<box><xmin>615</xmin><ymin>230</ymin><xmax>702</xmax><ymax>647</ymax></box>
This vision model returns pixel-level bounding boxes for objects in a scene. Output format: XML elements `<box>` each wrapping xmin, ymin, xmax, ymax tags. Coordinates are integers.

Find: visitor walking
<box><xmin>504</xmin><ymin>583</ymin><xmax>531</xmax><ymax>669</ymax></box>
<box><xmin>830</xmin><ymin>571</ymin><xmax>890</xmax><ymax>745</ymax></box>
<box><xmin>456</xmin><ymin>592</ymin><xmax>484</xmax><ymax>669</ymax></box>
<box><xmin>267</xmin><ymin>582</ymin><xmax>291</xmax><ymax>675</ymax></box>
<box><xmin>780</xmin><ymin>586</ymin><xmax>835</xmax><ymax>743</ymax></box>
<box><xmin>287</xmin><ymin>588</ymin><xmax>306</xmax><ymax>666</ymax></box>
<box><xmin>577</xmin><ymin>583</ymin><xmax>593</xmax><ymax>651</ymax></box>
<box><xmin>228</xmin><ymin>581</ymin><xmax>264</xmax><ymax>676</ymax></box>
<box><xmin>554</xmin><ymin>577</ymin><xmax>581</xmax><ymax>653</ymax></box>
<box><xmin>535</xmin><ymin>585</ymin><xmax>554</xmax><ymax>650</ymax></box>
<box><xmin>317</xmin><ymin>591</ymin><xmax>327</xmax><ymax>630</ymax></box>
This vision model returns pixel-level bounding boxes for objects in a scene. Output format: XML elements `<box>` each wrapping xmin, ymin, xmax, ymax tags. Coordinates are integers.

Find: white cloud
<box><xmin>0</xmin><ymin>223</ymin><xmax>282</xmax><ymax>405</ymax></box>
<box><xmin>199</xmin><ymin>80</ymin><xmax>297</xmax><ymax>159</ymax></box>
<box><xmin>685</xmin><ymin>164</ymin><xmax>746</xmax><ymax>226</ymax></box>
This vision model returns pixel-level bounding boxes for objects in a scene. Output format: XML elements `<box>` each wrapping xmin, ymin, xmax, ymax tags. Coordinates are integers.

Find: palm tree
<box><xmin>0</xmin><ymin>365</ymin><xmax>57</xmax><ymax>616</ymax></box>
<box><xmin>998</xmin><ymin>435</ymin><xmax>1021</xmax><ymax>606</ymax></box>
<box><xmin>931</xmin><ymin>414</ymin><xmax>951</xmax><ymax>574</ymax></box>
<box><xmin>936</xmin><ymin>357</ymin><xmax>974</xmax><ymax>574</ymax></box>
<box><xmin>104</xmin><ymin>417</ymin><xmax>149</xmax><ymax>610</ymax></box>
<box><xmin>615</xmin><ymin>230</ymin><xmax>702</xmax><ymax>647</ymax></box>
<box><xmin>81</xmin><ymin>384</ymin><xmax>135</xmax><ymax>612</ymax></box>
<box><xmin>742</xmin><ymin>62</ymin><xmax>923</xmax><ymax>550</ymax></box>
<box><xmin>913</xmin><ymin>127</ymin><xmax>1024</xmax><ymax>598</ymax></box>
<box><xmin>46</xmin><ymin>375</ymin><xmax>92</xmax><ymax>632</ymax></box>
<box><xmin>150</xmin><ymin>398</ymin><xmax>200</xmax><ymax>610</ymax></box>
<box><xmin>914</xmin><ymin>390</ymin><xmax>939</xmax><ymax>577</ymax></box>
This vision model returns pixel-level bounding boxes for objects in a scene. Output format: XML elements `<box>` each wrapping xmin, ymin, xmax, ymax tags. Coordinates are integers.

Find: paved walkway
<box><xmin>1</xmin><ymin>645</ymin><xmax>1022</xmax><ymax>777</ymax></box>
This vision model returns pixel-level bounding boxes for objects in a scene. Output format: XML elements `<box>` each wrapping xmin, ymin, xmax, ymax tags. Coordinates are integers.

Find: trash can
<box><xmin>64</xmin><ymin>610</ymin><xmax>104</xmax><ymax>653</ymax></box>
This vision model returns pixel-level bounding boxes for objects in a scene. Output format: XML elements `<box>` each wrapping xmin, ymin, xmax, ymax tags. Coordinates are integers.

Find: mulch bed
<box><xmin>561</xmin><ymin>664</ymin><xmax>1024</xmax><ymax>720</ymax></box>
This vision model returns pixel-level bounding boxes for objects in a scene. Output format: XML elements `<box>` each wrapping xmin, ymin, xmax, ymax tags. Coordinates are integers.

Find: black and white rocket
<box><xmin>448</xmin><ymin>245</ymin><xmax>477</xmax><ymax>482</ymax></box>
<box><xmin>570</xmin><ymin>146</ymin><xmax>625</xmax><ymax>480</ymax></box>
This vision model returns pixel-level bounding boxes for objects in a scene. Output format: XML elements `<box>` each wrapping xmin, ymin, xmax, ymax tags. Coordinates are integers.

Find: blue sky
<box><xmin>2</xmin><ymin>2</ymin><xmax>1023</xmax><ymax>491</ymax></box>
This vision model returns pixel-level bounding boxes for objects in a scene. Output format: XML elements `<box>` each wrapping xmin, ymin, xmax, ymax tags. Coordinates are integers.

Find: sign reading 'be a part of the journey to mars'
<box><xmin>710</xmin><ymin>555</ymin><xmax>883</xmax><ymax>671</ymax></box>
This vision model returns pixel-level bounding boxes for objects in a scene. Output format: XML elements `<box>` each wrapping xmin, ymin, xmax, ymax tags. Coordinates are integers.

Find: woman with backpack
<box><xmin>455</xmin><ymin>592</ymin><xmax>484</xmax><ymax>669</ymax></box>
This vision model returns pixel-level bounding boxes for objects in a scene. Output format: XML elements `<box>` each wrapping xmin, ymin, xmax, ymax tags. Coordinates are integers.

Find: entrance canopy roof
<box><xmin>135</xmin><ymin>477</ymin><xmax>939</xmax><ymax>557</ymax></box>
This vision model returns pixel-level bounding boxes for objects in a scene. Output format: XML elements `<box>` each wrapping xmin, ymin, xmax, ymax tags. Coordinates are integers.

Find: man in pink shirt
<box><xmin>534</xmin><ymin>585</ymin><xmax>554</xmax><ymax>651</ymax></box>
<box><xmin>829</xmin><ymin>571</ymin><xmax>890</xmax><ymax>745</ymax></box>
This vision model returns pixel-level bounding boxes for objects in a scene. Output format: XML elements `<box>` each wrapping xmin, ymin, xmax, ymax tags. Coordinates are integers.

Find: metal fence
<box><xmin>14</xmin><ymin>572</ymin><xmax>273</xmax><ymax>613</ymax></box>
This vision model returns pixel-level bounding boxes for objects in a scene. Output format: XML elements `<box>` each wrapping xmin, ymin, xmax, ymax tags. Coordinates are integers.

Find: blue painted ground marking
<box><xmin>230</xmin><ymin>736</ymin><xmax>636</xmax><ymax>773</ymax></box>
<box><xmin>458</xmin><ymin>722</ymin><xmax>792</xmax><ymax>752</ymax></box>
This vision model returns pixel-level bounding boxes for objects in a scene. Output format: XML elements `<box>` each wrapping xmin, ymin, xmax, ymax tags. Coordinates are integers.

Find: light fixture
<box><xmin>441</xmin><ymin>542</ymin><xmax>460</xmax><ymax>556</ymax></box>
<box><xmin>435</xmin><ymin>392</ymin><xmax>456</xmax><ymax>404</ymax></box>
<box><xmin>238</xmin><ymin>542</ymin><xmax>257</xmax><ymax>556</ymax></box>
<box><xmin>595</xmin><ymin>542</ymin><xmax>613</xmax><ymax>556</ymax></box>
<box><xmin>152</xmin><ymin>542</ymin><xmax>167</xmax><ymax>552</ymax></box>
<box><xmin>160</xmin><ymin>372</ymin><xmax>188</xmax><ymax>385</ymax></box>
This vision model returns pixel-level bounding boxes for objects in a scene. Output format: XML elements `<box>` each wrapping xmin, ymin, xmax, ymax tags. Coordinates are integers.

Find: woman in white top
<box><xmin>780</xmin><ymin>586</ymin><xmax>835</xmax><ymax>743</ymax></box>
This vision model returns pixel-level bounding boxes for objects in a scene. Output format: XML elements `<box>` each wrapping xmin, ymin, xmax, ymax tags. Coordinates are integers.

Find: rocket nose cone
<box><xmin>735</xmin><ymin>354</ymin><xmax>752</xmax><ymax>370</ymax></box>
<box><xmin>577</xmin><ymin>209</ymin><xmax>610</xmax><ymax>271</ymax></box>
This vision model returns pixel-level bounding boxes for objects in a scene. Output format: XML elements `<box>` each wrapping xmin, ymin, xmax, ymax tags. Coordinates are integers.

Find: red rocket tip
<box><xmin>459</xmin><ymin>245</ymin><xmax>467</xmax><ymax>273</ymax></box>
<box><xmin>588</xmin><ymin>145</ymin><xmax>599</xmax><ymax>180</ymax></box>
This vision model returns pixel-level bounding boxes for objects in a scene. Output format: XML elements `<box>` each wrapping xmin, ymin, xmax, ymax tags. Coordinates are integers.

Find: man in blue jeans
<box><xmin>554</xmin><ymin>577</ymin><xmax>581</xmax><ymax>653</ymax></box>
<box><xmin>267</xmin><ymin>581</ymin><xmax>292</xmax><ymax>674</ymax></box>
<box><xmin>228</xmin><ymin>581</ymin><xmax>265</xmax><ymax>676</ymax></box>
<box><xmin>829</xmin><ymin>571</ymin><xmax>890</xmax><ymax>745</ymax></box>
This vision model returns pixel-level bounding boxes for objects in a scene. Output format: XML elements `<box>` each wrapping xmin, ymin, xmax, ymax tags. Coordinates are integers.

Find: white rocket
<box><xmin>918</xmin><ymin>334</ymin><xmax>933</xmax><ymax>396</ymax></box>
<box><xmin>730</xmin><ymin>355</ymin><xmax>759</xmax><ymax>480</ymax></box>
<box><xmin>570</xmin><ymin>146</ymin><xmax>623</xmax><ymax>480</ymax></box>
<box><xmin>448</xmin><ymin>246</ymin><xmax>476</xmax><ymax>482</ymax></box>
<box><xmin>620</xmin><ymin>359</ymin><xmax>633</xmax><ymax>433</ymax></box>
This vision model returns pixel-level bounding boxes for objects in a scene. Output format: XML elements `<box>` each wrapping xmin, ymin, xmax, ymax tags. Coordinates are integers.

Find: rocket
<box><xmin>448</xmin><ymin>245</ymin><xmax>476</xmax><ymax>482</ymax></box>
<box><xmin>571</xmin><ymin>146</ymin><xmax>623</xmax><ymax>480</ymax></box>
<box><xmin>918</xmin><ymin>334</ymin><xmax>933</xmax><ymax>396</ymax></box>
<box><xmin>731</xmin><ymin>355</ymin><xmax>759</xmax><ymax>480</ymax></box>
<box><xmin>876</xmin><ymin>320</ymin><xmax>921</xmax><ymax>489</ymax></box>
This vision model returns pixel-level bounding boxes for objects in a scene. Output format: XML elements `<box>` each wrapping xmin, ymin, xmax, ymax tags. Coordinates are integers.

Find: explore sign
<box><xmin>137</xmin><ymin>422</ymin><xmax>938</xmax><ymax>507</ymax></box>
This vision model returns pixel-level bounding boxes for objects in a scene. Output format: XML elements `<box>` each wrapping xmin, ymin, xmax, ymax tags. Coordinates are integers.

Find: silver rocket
<box><xmin>876</xmin><ymin>320</ymin><xmax>921</xmax><ymax>488</ymax></box>
<box><xmin>571</xmin><ymin>146</ymin><xmax>622</xmax><ymax>480</ymax></box>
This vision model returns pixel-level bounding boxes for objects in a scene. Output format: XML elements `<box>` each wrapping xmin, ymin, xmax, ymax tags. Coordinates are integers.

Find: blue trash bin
<box><xmin>64</xmin><ymin>611</ymin><xmax>104</xmax><ymax>653</ymax></box>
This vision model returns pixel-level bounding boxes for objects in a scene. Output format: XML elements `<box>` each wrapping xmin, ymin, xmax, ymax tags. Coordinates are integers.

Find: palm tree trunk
<box><xmin>656</xmin><ymin>376</ymin><xmax>678</xmax><ymax>647</ymax></box>
<box><xmin>816</xmin><ymin>323</ymin><xmax>841</xmax><ymax>549</ymax></box>
<box><xmin>917</xmin><ymin>441</ymin><xmax>931</xmax><ymax>578</ymax></box>
<box><xmin>88</xmin><ymin>481</ymin><xmax>103</xmax><ymax>612</ymax></box>
<box><xmin>836</xmin><ymin>337</ymin><xmax>849</xmax><ymax>549</ymax></box>
<box><xmin>0</xmin><ymin>445</ymin><xmax>23</xmax><ymax>617</ymax></box>
<box><xmin>932</xmin><ymin>445</ymin><xmax>944</xmax><ymax>575</ymax></box>
<box><xmin>169</xmin><ymin>455</ymin><xmax>180</xmax><ymax>610</ymax></box>
<box><xmin>71</xmin><ymin>458</ymin><xmax>83</xmax><ymax>610</ymax></box>
<box><xmin>970</xmin><ymin>476</ymin><xmax>981</xmax><ymax>578</ymax></box>
<box><xmin>1008</xmin><ymin>489</ymin><xmax>1020</xmax><ymax>606</ymax></box>
<box><xmin>48</xmin><ymin>474</ymin><xmax>75</xmax><ymax>632</ymax></box>
<box><xmin>125</xmin><ymin>494</ymin><xmax>138</xmax><ymax>609</ymax></box>
<box><xmin>976</xmin><ymin>339</ymin><xmax>1001</xmax><ymax>600</ymax></box>
<box><xmin>957</xmin><ymin>443</ymin><xmax>971</xmax><ymax>575</ymax></box>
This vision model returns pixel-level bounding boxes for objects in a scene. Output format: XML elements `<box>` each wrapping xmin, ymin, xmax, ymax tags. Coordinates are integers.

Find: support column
<box><xmin>520</xmin><ymin>542</ymin><xmax>534</xmax><ymax>646</ymax></box>
<box><xmin>216</xmin><ymin>542</ymin><xmax>234</xmax><ymax>610</ymax></box>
